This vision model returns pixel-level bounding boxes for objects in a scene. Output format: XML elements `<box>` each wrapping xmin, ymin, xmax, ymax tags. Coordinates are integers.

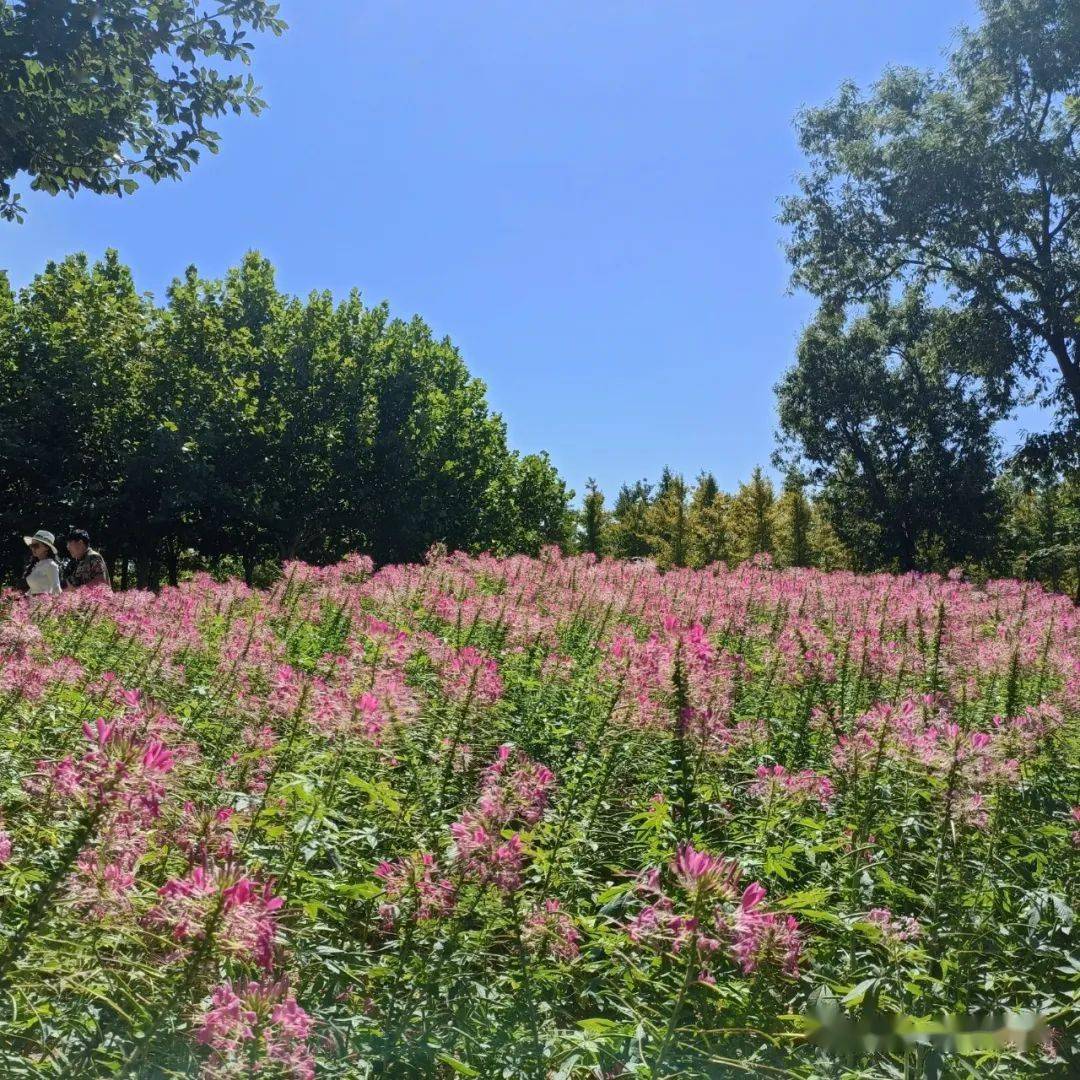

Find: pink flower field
<box><xmin>0</xmin><ymin>551</ymin><xmax>1077</xmax><ymax>1077</ymax></box>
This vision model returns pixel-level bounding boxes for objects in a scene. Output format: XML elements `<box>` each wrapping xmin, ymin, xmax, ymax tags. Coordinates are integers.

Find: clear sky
<box><xmin>3</xmin><ymin>0</ymin><xmax>988</xmax><ymax>501</ymax></box>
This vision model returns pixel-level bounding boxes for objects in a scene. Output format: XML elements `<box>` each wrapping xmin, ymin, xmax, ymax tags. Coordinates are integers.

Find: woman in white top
<box><xmin>22</xmin><ymin>529</ymin><xmax>62</xmax><ymax>596</ymax></box>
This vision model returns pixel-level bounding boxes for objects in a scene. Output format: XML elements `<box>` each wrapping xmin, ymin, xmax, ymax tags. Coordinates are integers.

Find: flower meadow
<box><xmin>0</xmin><ymin>551</ymin><xmax>1077</xmax><ymax>1078</ymax></box>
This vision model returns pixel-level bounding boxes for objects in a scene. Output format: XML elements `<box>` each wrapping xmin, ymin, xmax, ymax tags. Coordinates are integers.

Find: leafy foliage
<box><xmin>775</xmin><ymin>293</ymin><xmax>1016</xmax><ymax>571</ymax></box>
<box><xmin>0</xmin><ymin>251</ymin><xmax>571</xmax><ymax>584</ymax></box>
<box><xmin>0</xmin><ymin>1</ymin><xmax>286</xmax><ymax>221</ymax></box>
<box><xmin>781</xmin><ymin>0</ymin><xmax>1080</xmax><ymax>464</ymax></box>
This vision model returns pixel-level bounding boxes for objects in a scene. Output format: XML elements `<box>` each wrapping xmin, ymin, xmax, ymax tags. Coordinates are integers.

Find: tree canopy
<box><xmin>0</xmin><ymin>1</ymin><xmax>285</xmax><ymax>221</ymax></box>
<box><xmin>781</xmin><ymin>0</ymin><xmax>1080</xmax><ymax>465</ymax></box>
<box><xmin>0</xmin><ymin>251</ymin><xmax>571</xmax><ymax>586</ymax></box>
<box><xmin>776</xmin><ymin>292</ymin><xmax>1016</xmax><ymax>570</ymax></box>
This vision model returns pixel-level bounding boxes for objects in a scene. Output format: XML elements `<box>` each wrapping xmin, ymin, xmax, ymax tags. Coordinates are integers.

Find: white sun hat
<box><xmin>23</xmin><ymin>529</ymin><xmax>58</xmax><ymax>556</ymax></box>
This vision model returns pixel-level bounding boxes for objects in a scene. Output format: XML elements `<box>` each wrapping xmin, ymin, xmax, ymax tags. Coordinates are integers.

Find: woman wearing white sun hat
<box><xmin>22</xmin><ymin>529</ymin><xmax>62</xmax><ymax>596</ymax></box>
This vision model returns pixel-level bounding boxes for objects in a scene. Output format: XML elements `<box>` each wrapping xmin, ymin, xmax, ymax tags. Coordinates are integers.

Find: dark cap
<box><xmin>66</xmin><ymin>528</ymin><xmax>91</xmax><ymax>545</ymax></box>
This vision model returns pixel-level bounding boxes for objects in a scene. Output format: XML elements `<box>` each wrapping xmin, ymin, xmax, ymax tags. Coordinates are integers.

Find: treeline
<box><xmin>575</xmin><ymin>466</ymin><xmax>1080</xmax><ymax>601</ymax></box>
<box><xmin>0</xmin><ymin>251</ymin><xmax>572</xmax><ymax>588</ymax></box>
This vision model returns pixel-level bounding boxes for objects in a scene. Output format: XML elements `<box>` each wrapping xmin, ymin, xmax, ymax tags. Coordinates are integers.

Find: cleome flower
<box><xmin>623</xmin><ymin>846</ymin><xmax>806</xmax><ymax>982</ymax></box>
<box><xmin>749</xmin><ymin>764</ymin><xmax>835</xmax><ymax>809</ymax></box>
<box><xmin>147</xmin><ymin>865</ymin><xmax>283</xmax><ymax>969</ymax></box>
<box><xmin>374</xmin><ymin>851</ymin><xmax>456</xmax><ymax>929</ymax></box>
<box><xmin>522</xmin><ymin>898</ymin><xmax>582</xmax><ymax>962</ymax></box>
<box><xmin>448</xmin><ymin>745</ymin><xmax>556</xmax><ymax>894</ymax></box>
<box><xmin>196</xmin><ymin>979</ymin><xmax>314</xmax><ymax>1080</ymax></box>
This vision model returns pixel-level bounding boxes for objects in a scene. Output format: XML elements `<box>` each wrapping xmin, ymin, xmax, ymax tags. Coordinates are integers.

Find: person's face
<box><xmin>67</xmin><ymin>538</ymin><xmax>87</xmax><ymax>559</ymax></box>
<box><xmin>29</xmin><ymin>541</ymin><xmax>49</xmax><ymax>559</ymax></box>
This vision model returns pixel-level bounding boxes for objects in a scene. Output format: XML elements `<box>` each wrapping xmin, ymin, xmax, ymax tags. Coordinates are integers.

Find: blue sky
<box><xmin>3</xmin><ymin>0</ymin><xmax>992</xmax><ymax>501</ymax></box>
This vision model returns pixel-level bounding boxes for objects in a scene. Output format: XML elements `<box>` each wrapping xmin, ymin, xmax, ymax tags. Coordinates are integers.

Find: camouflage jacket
<box><xmin>63</xmin><ymin>549</ymin><xmax>111</xmax><ymax>590</ymax></box>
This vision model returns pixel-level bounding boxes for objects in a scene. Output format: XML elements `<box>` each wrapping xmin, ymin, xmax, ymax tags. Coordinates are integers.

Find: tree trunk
<box><xmin>135</xmin><ymin>554</ymin><xmax>150</xmax><ymax>590</ymax></box>
<box><xmin>1047</xmin><ymin>333</ymin><xmax>1080</xmax><ymax>425</ymax></box>
<box><xmin>166</xmin><ymin>550</ymin><xmax>179</xmax><ymax>587</ymax></box>
<box><xmin>842</xmin><ymin>427</ymin><xmax>918</xmax><ymax>570</ymax></box>
<box><xmin>120</xmin><ymin>552</ymin><xmax>129</xmax><ymax>592</ymax></box>
<box><xmin>243</xmin><ymin>553</ymin><xmax>256</xmax><ymax>587</ymax></box>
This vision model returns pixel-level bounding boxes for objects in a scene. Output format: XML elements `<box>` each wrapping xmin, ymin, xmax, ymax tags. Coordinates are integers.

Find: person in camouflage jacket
<box><xmin>62</xmin><ymin>529</ymin><xmax>111</xmax><ymax>590</ymax></box>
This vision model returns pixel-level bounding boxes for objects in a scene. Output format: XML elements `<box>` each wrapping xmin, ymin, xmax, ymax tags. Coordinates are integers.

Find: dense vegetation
<box><xmin>578</xmin><ymin>467</ymin><xmax>1080</xmax><ymax>601</ymax></box>
<box><xmin>0</xmin><ymin>552</ymin><xmax>1075</xmax><ymax>1076</ymax></box>
<box><xmin>0</xmin><ymin>251</ymin><xmax>571</xmax><ymax>586</ymax></box>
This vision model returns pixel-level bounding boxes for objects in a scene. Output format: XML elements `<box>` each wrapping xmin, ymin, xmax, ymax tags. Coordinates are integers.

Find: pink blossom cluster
<box><xmin>196</xmin><ymin>979</ymin><xmax>314</xmax><ymax>1079</ymax></box>
<box><xmin>522</xmin><ymin>899</ymin><xmax>581</xmax><ymax>961</ymax></box>
<box><xmin>865</xmin><ymin>907</ymin><xmax>922</xmax><ymax>944</ymax></box>
<box><xmin>442</xmin><ymin>646</ymin><xmax>505</xmax><ymax>706</ymax></box>
<box><xmin>449</xmin><ymin>745</ymin><xmax>555</xmax><ymax>893</ymax></box>
<box><xmin>477</xmin><ymin>744</ymin><xmax>556</xmax><ymax>825</ymax></box>
<box><xmin>148</xmin><ymin>866</ymin><xmax>283</xmax><ymax>969</ymax></box>
<box><xmin>26</xmin><ymin>719</ymin><xmax>176</xmax><ymax>820</ymax></box>
<box><xmin>625</xmin><ymin>845</ymin><xmax>804</xmax><ymax>981</ymax></box>
<box><xmin>749</xmin><ymin>764</ymin><xmax>835</xmax><ymax>808</ymax></box>
<box><xmin>602</xmin><ymin>620</ymin><xmax>742</xmax><ymax>738</ymax></box>
<box><xmin>830</xmin><ymin>697</ymin><xmax>1035</xmax><ymax>829</ymax></box>
<box><xmin>374</xmin><ymin>851</ymin><xmax>456</xmax><ymax>928</ymax></box>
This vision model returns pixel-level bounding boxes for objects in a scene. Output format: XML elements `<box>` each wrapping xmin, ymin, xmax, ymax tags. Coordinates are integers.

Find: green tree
<box><xmin>578</xmin><ymin>478</ymin><xmax>610</xmax><ymax>556</ymax></box>
<box><xmin>782</xmin><ymin>0</ymin><xmax>1080</xmax><ymax>462</ymax></box>
<box><xmin>647</xmin><ymin>469</ymin><xmax>690</xmax><ymax>568</ymax></box>
<box><xmin>498</xmin><ymin>453</ymin><xmax>574</xmax><ymax>557</ymax></box>
<box><xmin>776</xmin><ymin>294</ymin><xmax>1012</xmax><ymax>571</ymax></box>
<box><xmin>775</xmin><ymin>474</ymin><xmax>814</xmax><ymax>568</ymax></box>
<box><xmin>610</xmin><ymin>480</ymin><xmax>654</xmax><ymax>560</ymax></box>
<box><xmin>0</xmin><ymin>1</ymin><xmax>286</xmax><ymax>222</ymax></box>
<box><xmin>1</xmin><ymin>250</ymin><xmax>571</xmax><ymax>584</ymax></box>
<box><xmin>0</xmin><ymin>251</ymin><xmax>157</xmax><ymax>579</ymax></box>
<box><xmin>689</xmin><ymin>471</ymin><xmax>731</xmax><ymax>567</ymax></box>
<box><xmin>995</xmin><ymin>470</ymin><xmax>1080</xmax><ymax>598</ymax></box>
<box><xmin>728</xmin><ymin>467</ymin><xmax>775</xmax><ymax>562</ymax></box>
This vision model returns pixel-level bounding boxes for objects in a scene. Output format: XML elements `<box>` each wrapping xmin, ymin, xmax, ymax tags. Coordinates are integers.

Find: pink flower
<box><xmin>443</xmin><ymin>647</ymin><xmax>504</xmax><ymax>706</ymax></box>
<box><xmin>749</xmin><ymin>764</ymin><xmax>834</xmax><ymax>808</ymax></box>
<box><xmin>0</xmin><ymin>830</ymin><xmax>11</xmax><ymax>864</ymax></box>
<box><xmin>149</xmin><ymin>866</ymin><xmax>282</xmax><ymax>969</ymax></box>
<box><xmin>196</xmin><ymin>980</ymin><xmax>314</xmax><ymax>1079</ymax></box>
<box><xmin>731</xmin><ymin>906</ymin><xmax>804</xmax><ymax>976</ymax></box>
<box><xmin>25</xmin><ymin>726</ymin><xmax>176</xmax><ymax>821</ymax></box>
<box><xmin>740</xmin><ymin>882</ymin><xmax>767</xmax><ymax>912</ymax></box>
<box><xmin>865</xmin><ymin>907</ymin><xmax>922</xmax><ymax>944</ymax></box>
<box><xmin>450</xmin><ymin>811</ymin><xmax>525</xmax><ymax>893</ymax></box>
<box><xmin>374</xmin><ymin>851</ymin><xmax>456</xmax><ymax>927</ymax></box>
<box><xmin>670</xmin><ymin>844</ymin><xmax>741</xmax><ymax>900</ymax></box>
<box><xmin>522</xmin><ymin>899</ymin><xmax>581</xmax><ymax>961</ymax></box>
<box><xmin>477</xmin><ymin>744</ymin><xmax>556</xmax><ymax>826</ymax></box>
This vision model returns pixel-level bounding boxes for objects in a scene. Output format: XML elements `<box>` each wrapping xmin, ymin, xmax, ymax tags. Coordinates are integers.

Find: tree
<box><xmin>775</xmin><ymin>293</ymin><xmax>1012</xmax><ymax>571</ymax></box>
<box><xmin>728</xmin><ymin>467</ymin><xmax>775</xmax><ymax>562</ymax></box>
<box><xmin>578</xmin><ymin>478</ymin><xmax>610</xmax><ymax>556</ymax></box>
<box><xmin>995</xmin><ymin>469</ymin><xmax>1080</xmax><ymax>598</ymax></box>
<box><xmin>775</xmin><ymin>474</ymin><xmax>814</xmax><ymax>568</ymax></box>
<box><xmin>689</xmin><ymin>471</ymin><xmax>731</xmax><ymax>567</ymax></box>
<box><xmin>0</xmin><ymin>250</ymin><xmax>572</xmax><ymax>585</ymax></box>
<box><xmin>0</xmin><ymin>251</ymin><xmax>158</xmax><ymax>578</ymax></box>
<box><xmin>781</xmin><ymin>0</ymin><xmax>1080</xmax><ymax>463</ymax></box>
<box><xmin>0</xmin><ymin>1</ymin><xmax>286</xmax><ymax>221</ymax></box>
<box><xmin>610</xmin><ymin>480</ymin><xmax>653</xmax><ymax>560</ymax></box>
<box><xmin>647</xmin><ymin>469</ymin><xmax>690</xmax><ymax>568</ymax></box>
<box><xmin>499</xmin><ymin>453</ymin><xmax>574</xmax><ymax>556</ymax></box>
